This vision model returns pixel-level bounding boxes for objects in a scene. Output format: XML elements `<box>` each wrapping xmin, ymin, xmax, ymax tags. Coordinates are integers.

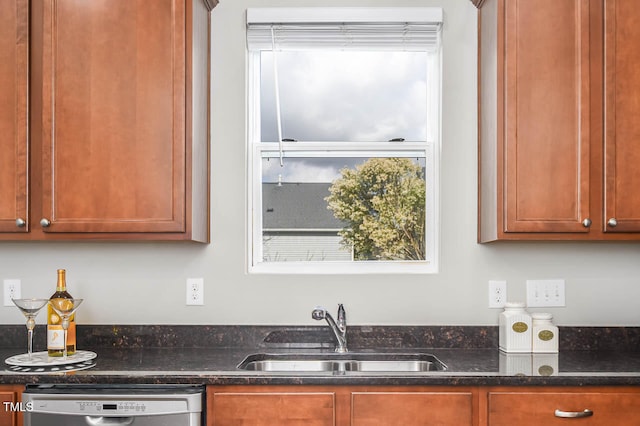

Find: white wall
<box><xmin>1</xmin><ymin>0</ymin><xmax>640</xmax><ymax>327</ymax></box>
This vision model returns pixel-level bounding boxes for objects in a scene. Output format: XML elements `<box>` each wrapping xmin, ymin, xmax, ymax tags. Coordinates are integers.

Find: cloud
<box><xmin>260</xmin><ymin>50</ymin><xmax>428</xmax><ymax>142</ymax></box>
<box><xmin>263</xmin><ymin>157</ymin><xmax>359</xmax><ymax>183</ymax></box>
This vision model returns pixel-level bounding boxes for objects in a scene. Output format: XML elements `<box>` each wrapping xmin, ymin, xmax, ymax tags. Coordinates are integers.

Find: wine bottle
<box><xmin>47</xmin><ymin>269</ymin><xmax>76</xmax><ymax>356</ymax></box>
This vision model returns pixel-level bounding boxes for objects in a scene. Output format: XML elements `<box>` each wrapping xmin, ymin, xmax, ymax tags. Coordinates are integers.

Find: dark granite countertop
<box><xmin>1</xmin><ymin>325</ymin><xmax>639</xmax><ymax>387</ymax></box>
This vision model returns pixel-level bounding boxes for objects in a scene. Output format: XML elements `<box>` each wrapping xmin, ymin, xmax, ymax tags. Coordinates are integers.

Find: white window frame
<box><xmin>246</xmin><ymin>8</ymin><xmax>442</xmax><ymax>274</ymax></box>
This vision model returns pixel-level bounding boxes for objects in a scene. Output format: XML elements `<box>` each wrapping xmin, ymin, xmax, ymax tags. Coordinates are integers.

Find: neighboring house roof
<box><xmin>262</xmin><ymin>182</ymin><xmax>346</xmax><ymax>230</ymax></box>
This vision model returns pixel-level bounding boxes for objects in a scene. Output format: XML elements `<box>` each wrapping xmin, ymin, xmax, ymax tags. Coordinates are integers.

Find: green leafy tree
<box><xmin>326</xmin><ymin>158</ymin><xmax>426</xmax><ymax>260</ymax></box>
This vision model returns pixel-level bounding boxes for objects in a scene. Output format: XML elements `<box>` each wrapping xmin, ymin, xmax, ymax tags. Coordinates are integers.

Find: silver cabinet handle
<box><xmin>554</xmin><ymin>409</ymin><xmax>594</xmax><ymax>418</ymax></box>
<box><xmin>581</xmin><ymin>218</ymin><xmax>591</xmax><ymax>228</ymax></box>
<box><xmin>40</xmin><ymin>218</ymin><xmax>51</xmax><ymax>227</ymax></box>
<box><xmin>16</xmin><ymin>218</ymin><xmax>26</xmax><ymax>228</ymax></box>
<box><xmin>607</xmin><ymin>218</ymin><xmax>618</xmax><ymax>227</ymax></box>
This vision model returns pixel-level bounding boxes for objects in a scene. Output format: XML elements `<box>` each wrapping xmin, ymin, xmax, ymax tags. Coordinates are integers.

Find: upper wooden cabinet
<box><xmin>478</xmin><ymin>0</ymin><xmax>640</xmax><ymax>241</ymax></box>
<box><xmin>0</xmin><ymin>0</ymin><xmax>29</xmax><ymax>235</ymax></box>
<box><xmin>0</xmin><ymin>0</ymin><xmax>214</xmax><ymax>242</ymax></box>
<box><xmin>603</xmin><ymin>0</ymin><xmax>640</xmax><ymax>233</ymax></box>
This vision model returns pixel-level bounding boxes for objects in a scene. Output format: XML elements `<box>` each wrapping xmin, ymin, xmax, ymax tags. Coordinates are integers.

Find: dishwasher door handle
<box><xmin>85</xmin><ymin>417</ymin><xmax>134</xmax><ymax>425</ymax></box>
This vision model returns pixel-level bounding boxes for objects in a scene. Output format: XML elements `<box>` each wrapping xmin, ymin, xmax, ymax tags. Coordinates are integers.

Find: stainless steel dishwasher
<box><xmin>23</xmin><ymin>384</ymin><xmax>204</xmax><ymax>426</ymax></box>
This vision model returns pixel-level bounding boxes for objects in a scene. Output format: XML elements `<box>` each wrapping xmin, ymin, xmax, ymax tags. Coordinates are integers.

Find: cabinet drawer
<box><xmin>489</xmin><ymin>392</ymin><xmax>640</xmax><ymax>426</ymax></box>
<box><xmin>210</xmin><ymin>392</ymin><xmax>335</xmax><ymax>426</ymax></box>
<box><xmin>352</xmin><ymin>392</ymin><xmax>473</xmax><ymax>426</ymax></box>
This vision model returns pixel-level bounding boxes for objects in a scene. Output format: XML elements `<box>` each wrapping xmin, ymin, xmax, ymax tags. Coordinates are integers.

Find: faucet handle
<box><xmin>337</xmin><ymin>303</ymin><xmax>346</xmax><ymax>329</ymax></box>
<box><xmin>312</xmin><ymin>306</ymin><xmax>326</xmax><ymax>320</ymax></box>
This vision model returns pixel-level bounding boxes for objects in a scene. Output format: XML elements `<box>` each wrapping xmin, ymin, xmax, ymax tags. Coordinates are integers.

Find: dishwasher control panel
<box><xmin>28</xmin><ymin>398</ymin><xmax>189</xmax><ymax>416</ymax></box>
<box><xmin>78</xmin><ymin>400</ymin><xmax>150</xmax><ymax>414</ymax></box>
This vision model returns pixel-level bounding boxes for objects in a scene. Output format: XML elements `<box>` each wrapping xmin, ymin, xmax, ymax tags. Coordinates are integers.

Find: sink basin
<box><xmin>237</xmin><ymin>353</ymin><xmax>447</xmax><ymax>373</ymax></box>
<box><xmin>239</xmin><ymin>359</ymin><xmax>342</xmax><ymax>372</ymax></box>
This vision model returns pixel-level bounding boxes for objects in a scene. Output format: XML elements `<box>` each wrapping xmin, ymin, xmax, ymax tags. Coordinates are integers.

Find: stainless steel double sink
<box><xmin>237</xmin><ymin>352</ymin><xmax>447</xmax><ymax>373</ymax></box>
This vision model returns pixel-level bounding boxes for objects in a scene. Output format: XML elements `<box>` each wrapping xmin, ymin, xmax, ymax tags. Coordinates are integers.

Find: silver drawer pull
<box><xmin>554</xmin><ymin>409</ymin><xmax>594</xmax><ymax>418</ymax></box>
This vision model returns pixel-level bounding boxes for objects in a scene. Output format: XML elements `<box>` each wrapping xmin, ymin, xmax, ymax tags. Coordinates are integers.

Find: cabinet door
<box><xmin>351</xmin><ymin>392</ymin><xmax>473</xmax><ymax>426</ymax></box>
<box><xmin>210</xmin><ymin>392</ymin><xmax>335</xmax><ymax>426</ymax></box>
<box><xmin>0</xmin><ymin>0</ymin><xmax>29</xmax><ymax>233</ymax></box>
<box><xmin>38</xmin><ymin>0</ymin><xmax>186</xmax><ymax>233</ymax></box>
<box><xmin>352</xmin><ymin>392</ymin><xmax>473</xmax><ymax>426</ymax></box>
<box><xmin>0</xmin><ymin>386</ymin><xmax>22</xmax><ymax>426</ymax></box>
<box><xmin>503</xmin><ymin>0</ymin><xmax>591</xmax><ymax>233</ymax></box>
<box><xmin>489</xmin><ymin>391</ymin><xmax>640</xmax><ymax>426</ymax></box>
<box><xmin>604</xmin><ymin>0</ymin><xmax>640</xmax><ymax>233</ymax></box>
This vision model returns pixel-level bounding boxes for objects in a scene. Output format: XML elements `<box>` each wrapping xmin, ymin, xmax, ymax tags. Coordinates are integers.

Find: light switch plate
<box><xmin>526</xmin><ymin>279</ymin><xmax>565</xmax><ymax>307</ymax></box>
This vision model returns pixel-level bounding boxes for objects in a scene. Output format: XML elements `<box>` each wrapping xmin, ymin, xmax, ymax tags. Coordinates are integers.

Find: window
<box><xmin>247</xmin><ymin>7</ymin><xmax>442</xmax><ymax>274</ymax></box>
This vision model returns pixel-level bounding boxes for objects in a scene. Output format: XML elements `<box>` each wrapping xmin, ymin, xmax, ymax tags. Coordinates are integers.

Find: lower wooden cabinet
<box><xmin>208</xmin><ymin>385</ymin><xmax>640</xmax><ymax>426</ymax></box>
<box><xmin>208</xmin><ymin>390</ymin><xmax>336</xmax><ymax>426</ymax></box>
<box><xmin>207</xmin><ymin>386</ymin><xmax>475</xmax><ymax>426</ymax></box>
<box><xmin>487</xmin><ymin>387</ymin><xmax>640</xmax><ymax>426</ymax></box>
<box><xmin>0</xmin><ymin>385</ymin><xmax>23</xmax><ymax>426</ymax></box>
<box><xmin>351</xmin><ymin>391</ymin><xmax>473</xmax><ymax>425</ymax></box>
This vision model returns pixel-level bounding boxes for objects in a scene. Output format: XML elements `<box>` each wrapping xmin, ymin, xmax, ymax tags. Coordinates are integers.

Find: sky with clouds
<box><xmin>259</xmin><ymin>50</ymin><xmax>428</xmax><ymax>183</ymax></box>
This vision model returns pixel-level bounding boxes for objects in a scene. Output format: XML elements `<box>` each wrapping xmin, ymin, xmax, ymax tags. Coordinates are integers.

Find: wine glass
<box><xmin>48</xmin><ymin>298</ymin><xmax>83</xmax><ymax>360</ymax></box>
<box><xmin>12</xmin><ymin>299</ymin><xmax>49</xmax><ymax>361</ymax></box>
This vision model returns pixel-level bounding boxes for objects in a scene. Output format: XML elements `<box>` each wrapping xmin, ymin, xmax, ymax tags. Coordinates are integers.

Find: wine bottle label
<box><xmin>47</xmin><ymin>325</ymin><xmax>64</xmax><ymax>350</ymax></box>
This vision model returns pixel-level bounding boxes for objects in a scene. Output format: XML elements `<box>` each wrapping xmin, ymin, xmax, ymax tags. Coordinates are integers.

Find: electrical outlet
<box><xmin>3</xmin><ymin>279</ymin><xmax>22</xmax><ymax>306</ymax></box>
<box><xmin>488</xmin><ymin>280</ymin><xmax>507</xmax><ymax>308</ymax></box>
<box><xmin>526</xmin><ymin>279</ymin><xmax>566</xmax><ymax>307</ymax></box>
<box><xmin>186</xmin><ymin>278</ymin><xmax>204</xmax><ymax>306</ymax></box>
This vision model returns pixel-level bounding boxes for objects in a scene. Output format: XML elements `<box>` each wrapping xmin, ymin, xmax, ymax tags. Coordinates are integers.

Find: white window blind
<box><xmin>246</xmin><ymin>7</ymin><xmax>443</xmax><ymax>52</ymax></box>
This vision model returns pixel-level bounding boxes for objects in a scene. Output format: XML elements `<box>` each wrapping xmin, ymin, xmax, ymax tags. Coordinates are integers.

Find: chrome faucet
<box><xmin>312</xmin><ymin>304</ymin><xmax>347</xmax><ymax>353</ymax></box>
